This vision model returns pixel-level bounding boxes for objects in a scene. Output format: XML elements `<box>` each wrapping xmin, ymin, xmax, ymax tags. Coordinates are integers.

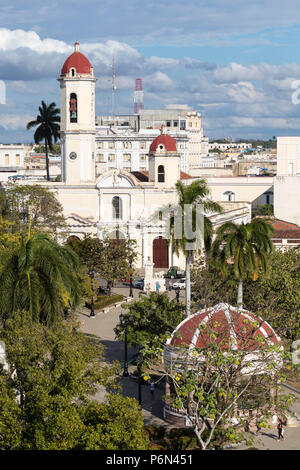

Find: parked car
<box><xmin>164</xmin><ymin>266</ymin><xmax>185</xmax><ymax>279</ymax></box>
<box><xmin>171</xmin><ymin>278</ymin><xmax>186</xmax><ymax>290</ymax></box>
<box><xmin>133</xmin><ymin>278</ymin><xmax>144</xmax><ymax>289</ymax></box>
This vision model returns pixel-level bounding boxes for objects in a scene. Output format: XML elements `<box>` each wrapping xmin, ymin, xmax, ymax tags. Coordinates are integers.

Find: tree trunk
<box><xmin>185</xmin><ymin>250</ymin><xmax>191</xmax><ymax>316</ymax></box>
<box><xmin>237</xmin><ymin>278</ymin><xmax>243</xmax><ymax>308</ymax></box>
<box><xmin>45</xmin><ymin>138</ymin><xmax>50</xmax><ymax>181</ymax></box>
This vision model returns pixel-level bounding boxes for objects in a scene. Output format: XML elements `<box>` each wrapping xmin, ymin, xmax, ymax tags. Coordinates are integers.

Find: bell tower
<box><xmin>148</xmin><ymin>128</ymin><xmax>181</xmax><ymax>188</ymax></box>
<box><xmin>58</xmin><ymin>42</ymin><xmax>96</xmax><ymax>184</ymax></box>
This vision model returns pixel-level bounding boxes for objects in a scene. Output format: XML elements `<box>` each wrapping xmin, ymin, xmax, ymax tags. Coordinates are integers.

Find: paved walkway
<box><xmin>78</xmin><ymin>285</ymin><xmax>169</xmax><ymax>427</ymax></box>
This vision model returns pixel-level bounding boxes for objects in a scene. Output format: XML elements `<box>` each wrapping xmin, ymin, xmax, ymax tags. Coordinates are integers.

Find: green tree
<box><xmin>210</xmin><ymin>219</ymin><xmax>274</xmax><ymax>307</ymax></box>
<box><xmin>34</xmin><ymin>143</ymin><xmax>61</xmax><ymax>155</ymax></box>
<box><xmin>68</xmin><ymin>235</ymin><xmax>137</xmax><ymax>296</ymax></box>
<box><xmin>26</xmin><ymin>101</ymin><xmax>60</xmax><ymax>181</ymax></box>
<box><xmin>0</xmin><ymin>232</ymin><xmax>81</xmax><ymax>325</ymax></box>
<box><xmin>1</xmin><ymin>184</ymin><xmax>66</xmax><ymax>237</ymax></box>
<box><xmin>114</xmin><ymin>292</ymin><xmax>185</xmax><ymax>351</ymax></box>
<box><xmin>160</xmin><ymin>180</ymin><xmax>222</xmax><ymax>316</ymax></box>
<box><xmin>0</xmin><ymin>311</ymin><xmax>148</xmax><ymax>450</ymax></box>
<box><xmin>81</xmin><ymin>395</ymin><xmax>149</xmax><ymax>450</ymax></box>
<box><xmin>243</xmin><ymin>247</ymin><xmax>300</xmax><ymax>341</ymax></box>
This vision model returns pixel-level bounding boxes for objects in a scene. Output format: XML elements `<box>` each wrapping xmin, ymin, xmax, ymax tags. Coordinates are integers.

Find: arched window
<box><xmin>71</xmin><ymin>68</ymin><xmax>76</xmax><ymax>77</ymax></box>
<box><xmin>112</xmin><ymin>196</ymin><xmax>122</xmax><ymax>219</ymax></box>
<box><xmin>158</xmin><ymin>165</ymin><xmax>165</xmax><ymax>183</ymax></box>
<box><xmin>70</xmin><ymin>93</ymin><xmax>78</xmax><ymax>123</ymax></box>
<box><xmin>222</xmin><ymin>191</ymin><xmax>235</xmax><ymax>202</ymax></box>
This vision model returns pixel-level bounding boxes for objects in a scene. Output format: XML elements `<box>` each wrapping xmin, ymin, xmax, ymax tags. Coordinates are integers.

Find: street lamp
<box><xmin>137</xmin><ymin>355</ymin><xmax>143</xmax><ymax>406</ymax></box>
<box><xmin>175</xmin><ymin>287</ymin><xmax>180</xmax><ymax>303</ymax></box>
<box><xmin>88</xmin><ymin>268</ymin><xmax>95</xmax><ymax>318</ymax></box>
<box><xmin>120</xmin><ymin>313</ymin><xmax>129</xmax><ymax>377</ymax></box>
<box><xmin>129</xmin><ymin>254</ymin><xmax>134</xmax><ymax>298</ymax></box>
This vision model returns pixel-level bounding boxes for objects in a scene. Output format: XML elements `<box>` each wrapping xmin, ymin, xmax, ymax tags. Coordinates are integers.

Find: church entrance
<box><xmin>153</xmin><ymin>236</ymin><xmax>169</xmax><ymax>268</ymax></box>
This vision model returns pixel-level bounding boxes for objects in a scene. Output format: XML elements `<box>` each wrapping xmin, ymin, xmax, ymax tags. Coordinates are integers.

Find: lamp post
<box><xmin>88</xmin><ymin>269</ymin><xmax>95</xmax><ymax>318</ymax></box>
<box><xmin>137</xmin><ymin>355</ymin><xmax>143</xmax><ymax>406</ymax></box>
<box><xmin>120</xmin><ymin>313</ymin><xmax>129</xmax><ymax>377</ymax></box>
<box><xmin>129</xmin><ymin>254</ymin><xmax>134</xmax><ymax>298</ymax></box>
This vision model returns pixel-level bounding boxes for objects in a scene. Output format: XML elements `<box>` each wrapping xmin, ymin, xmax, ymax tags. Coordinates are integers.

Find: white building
<box><xmin>274</xmin><ymin>136</ymin><xmax>300</xmax><ymax>225</ymax></box>
<box><xmin>14</xmin><ymin>43</ymin><xmax>270</xmax><ymax>269</ymax></box>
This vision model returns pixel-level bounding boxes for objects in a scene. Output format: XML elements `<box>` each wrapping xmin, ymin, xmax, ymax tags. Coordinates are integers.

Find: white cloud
<box><xmin>0</xmin><ymin>113</ymin><xmax>33</xmax><ymax>130</ymax></box>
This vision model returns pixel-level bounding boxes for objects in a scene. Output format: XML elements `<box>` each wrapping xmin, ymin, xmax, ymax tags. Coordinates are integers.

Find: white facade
<box><xmin>95</xmin><ymin>127</ymin><xmax>189</xmax><ymax>174</ymax></box>
<box><xmin>0</xmin><ymin>144</ymin><xmax>26</xmax><ymax>169</ymax></box>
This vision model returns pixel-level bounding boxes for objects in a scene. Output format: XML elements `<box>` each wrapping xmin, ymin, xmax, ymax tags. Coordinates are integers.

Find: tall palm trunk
<box><xmin>237</xmin><ymin>278</ymin><xmax>243</xmax><ymax>308</ymax></box>
<box><xmin>45</xmin><ymin>138</ymin><xmax>50</xmax><ymax>181</ymax></box>
<box><xmin>185</xmin><ymin>250</ymin><xmax>191</xmax><ymax>316</ymax></box>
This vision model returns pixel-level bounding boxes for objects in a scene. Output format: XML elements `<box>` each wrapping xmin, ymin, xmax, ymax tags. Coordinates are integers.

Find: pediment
<box><xmin>96</xmin><ymin>170</ymin><xmax>136</xmax><ymax>188</ymax></box>
<box><xmin>66</xmin><ymin>213</ymin><xmax>95</xmax><ymax>226</ymax></box>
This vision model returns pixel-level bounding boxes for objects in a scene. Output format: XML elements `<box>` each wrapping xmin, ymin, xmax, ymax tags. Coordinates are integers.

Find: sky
<box><xmin>1</xmin><ymin>0</ymin><xmax>300</xmax><ymax>142</ymax></box>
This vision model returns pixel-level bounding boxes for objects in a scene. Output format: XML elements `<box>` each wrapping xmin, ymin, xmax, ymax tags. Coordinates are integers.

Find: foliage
<box><xmin>26</xmin><ymin>101</ymin><xmax>60</xmax><ymax>181</ymax></box>
<box><xmin>34</xmin><ymin>143</ymin><xmax>61</xmax><ymax>155</ymax></box>
<box><xmin>243</xmin><ymin>247</ymin><xmax>300</xmax><ymax>341</ymax></box>
<box><xmin>252</xmin><ymin>204</ymin><xmax>274</xmax><ymax>217</ymax></box>
<box><xmin>114</xmin><ymin>292</ymin><xmax>185</xmax><ymax>351</ymax></box>
<box><xmin>0</xmin><ymin>217</ymin><xmax>21</xmax><ymax>251</ymax></box>
<box><xmin>0</xmin><ymin>232</ymin><xmax>82</xmax><ymax>325</ymax></box>
<box><xmin>145</xmin><ymin>426</ymin><xmax>198</xmax><ymax>450</ymax></box>
<box><xmin>0</xmin><ymin>311</ymin><xmax>148</xmax><ymax>450</ymax></box>
<box><xmin>81</xmin><ymin>395</ymin><xmax>149</xmax><ymax>450</ymax></box>
<box><xmin>67</xmin><ymin>235</ymin><xmax>137</xmax><ymax>295</ymax></box>
<box><xmin>192</xmin><ymin>248</ymin><xmax>300</xmax><ymax>342</ymax></box>
<box><xmin>1</xmin><ymin>184</ymin><xmax>67</xmax><ymax>236</ymax></box>
<box><xmin>191</xmin><ymin>258</ymin><xmax>237</xmax><ymax>308</ymax></box>
<box><xmin>210</xmin><ymin>219</ymin><xmax>274</xmax><ymax>306</ymax></box>
<box><xmin>85</xmin><ymin>294</ymin><xmax>124</xmax><ymax>310</ymax></box>
<box><xmin>156</xmin><ymin>179</ymin><xmax>222</xmax><ymax>316</ymax></box>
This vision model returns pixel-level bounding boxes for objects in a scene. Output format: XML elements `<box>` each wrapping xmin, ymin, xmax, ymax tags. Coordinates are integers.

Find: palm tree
<box><xmin>210</xmin><ymin>219</ymin><xmax>274</xmax><ymax>308</ymax></box>
<box><xmin>164</xmin><ymin>180</ymin><xmax>222</xmax><ymax>317</ymax></box>
<box><xmin>0</xmin><ymin>232</ymin><xmax>81</xmax><ymax>325</ymax></box>
<box><xmin>26</xmin><ymin>101</ymin><xmax>60</xmax><ymax>181</ymax></box>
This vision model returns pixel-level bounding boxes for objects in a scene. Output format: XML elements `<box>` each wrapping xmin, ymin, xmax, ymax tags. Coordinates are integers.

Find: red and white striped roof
<box><xmin>167</xmin><ymin>303</ymin><xmax>280</xmax><ymax>352</ymax></box>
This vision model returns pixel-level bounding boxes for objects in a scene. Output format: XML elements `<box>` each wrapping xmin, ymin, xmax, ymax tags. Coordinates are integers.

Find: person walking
<box><xmin>255</xmin><ymin>416</ymin><xmax>262</xmax><ymax>436</ymax></box>
<box><xmin>277</xmin><ymin>419</ymin><xmax>284</xmax><ymax>441</ymax></box>
<box><xmin>156</xmin><ymin>281</ymin><xmax>160</xmax><ymax>294</ymax></box>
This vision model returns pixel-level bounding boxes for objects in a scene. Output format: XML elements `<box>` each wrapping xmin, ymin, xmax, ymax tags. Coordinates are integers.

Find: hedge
<box><xmin>85</xmin><ymin>294</ymin><xmax>125</xmax><ymax>310</ymax></box>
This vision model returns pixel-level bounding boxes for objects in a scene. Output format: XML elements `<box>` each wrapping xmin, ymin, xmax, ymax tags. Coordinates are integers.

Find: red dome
<box><xmin>149</xmin><ymin>134</ymin><xmax>177</xmax><ymax>153</ymax></box>
<box><xmin>61</xmin><ymin>43</ymin><xmax>92</xmax><ymax>75</ymax></box>
<box><xmin>167</xmin><ymin>303</ymin><xmax>280</xmax><ymax>352</ymax></box>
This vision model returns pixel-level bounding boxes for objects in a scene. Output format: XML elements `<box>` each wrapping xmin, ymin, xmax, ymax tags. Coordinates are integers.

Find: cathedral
<box><xmin>38</xmin><ymin>42</ymin><xmax>250</xmax><ymax>269</ymax></box>
<box><xmin>49</xmin><ymin>42</ymin><xmax>193</xmax><ymax>268</ymax></box>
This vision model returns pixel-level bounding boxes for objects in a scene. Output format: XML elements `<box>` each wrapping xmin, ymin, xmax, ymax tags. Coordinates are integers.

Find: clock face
<box><xmin>69</xmin><ymin>152</ymin><xmax>77</xmax><ymax>160</ymax></box>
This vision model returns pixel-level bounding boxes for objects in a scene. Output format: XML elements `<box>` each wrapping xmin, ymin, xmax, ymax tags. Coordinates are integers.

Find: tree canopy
<box><xmin>0</xmin><ymin>312</ymin><xmax>148</xmax><ymax>450</ymax></box>
<box><xmin>0</xmin><ymin>184</ymin><xmax>67</xmax><ymax>236</ymax></box>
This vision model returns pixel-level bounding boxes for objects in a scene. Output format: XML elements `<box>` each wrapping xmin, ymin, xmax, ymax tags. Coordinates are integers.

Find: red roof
<box><xmin>168</xmin><ymin>303</ymin><xmax>280</xmax><ymax>352</ymax></box>
<box><xmin>61</xmin><ymin>44</ymin><xmax>92</xmax><ymax>75</ymax></box>
<box><xmin>269</xmin><ymin>218</ymin><xmax>300</xmax><ymax>240</ymax></box>
<box><xmin>149</xmin><ymin>134</ymin><xmax>177</xmax><ymax>153</ymax></box>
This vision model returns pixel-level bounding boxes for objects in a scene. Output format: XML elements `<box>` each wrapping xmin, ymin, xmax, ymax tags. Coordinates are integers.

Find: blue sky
<box><xmin>1</xmin><ymin>0</ymin><xmax>300</xmax><ymax>141</ymax></box>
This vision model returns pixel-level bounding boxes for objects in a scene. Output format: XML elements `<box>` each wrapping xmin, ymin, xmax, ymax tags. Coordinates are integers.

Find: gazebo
<box><xmin>163</xmin><ymin>303</ymin><xmax>282</xmax><ymax>427</ymax></box>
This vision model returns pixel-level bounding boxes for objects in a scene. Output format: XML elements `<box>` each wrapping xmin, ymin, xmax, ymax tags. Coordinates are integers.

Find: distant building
<box><xmin>274</xmin><ymin>137</ymin><xmax>300</xmax><ymax>225</ymax></box>
<box><xmin>95</xmin><ymin>106</ymin><xmax>209</xmax><ymax>173</ymax></box>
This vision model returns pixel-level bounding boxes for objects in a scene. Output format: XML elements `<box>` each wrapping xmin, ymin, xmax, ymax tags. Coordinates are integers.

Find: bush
<box><xmin>85</xmin><ymin>294</ymin><xmax>124</xmax><ymax>310</ymax></box>
<box><xmin>144</xmin><ymin>425</ymin><xmax>168</xmax><ymax>441</ymax></box>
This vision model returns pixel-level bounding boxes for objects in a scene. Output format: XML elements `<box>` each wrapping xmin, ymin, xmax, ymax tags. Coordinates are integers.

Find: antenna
<box><xmin>134</xmin><ymin>78</ymin><xmax>144</xmax><ymax>114</ymax></box>
<box><xmin>111</xmin><ymin>55</ymin><xmax>117</xmax><ymax>124</ymax></box>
